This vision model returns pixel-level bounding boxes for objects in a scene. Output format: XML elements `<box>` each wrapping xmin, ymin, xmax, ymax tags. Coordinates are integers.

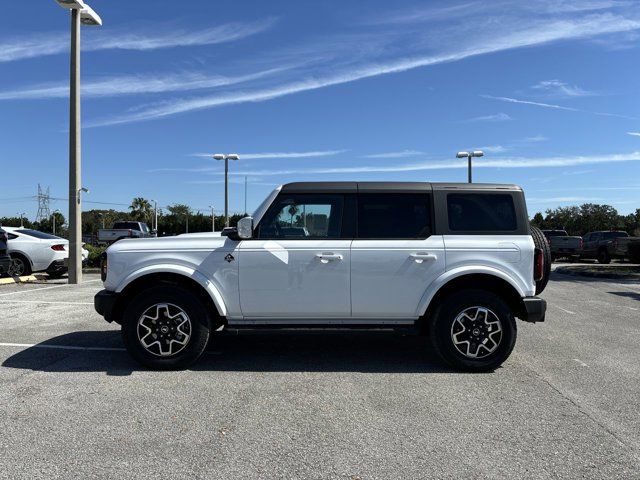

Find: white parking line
<box><xmin>572</xmin><ymin>358</ymin><xmax>589</xmax><ymax>367</ymax></box>
<box><xmin>0</xmin><ymin>342</ymin><xmax>124</xmax><ymax>352</ymax></box>
<box><xmin>552</xmin><ymin>304</ymin><xmax>576</xmax><ymax>315</ymax></box>
<box><xmin>0</xmin><ymin>279</ymin><xmax>101</xmax><ymax>297</ymax></box>
<box><xmin>0</xmin><ymin>300</ymin><xmax>93</xmax><ymax>305</ymax></box>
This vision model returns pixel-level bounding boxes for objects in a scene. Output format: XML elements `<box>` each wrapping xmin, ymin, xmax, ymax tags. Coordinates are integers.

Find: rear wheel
<box><xmin>597</xmin><ymin>249</ymin><xmax>611</xmax><ymax>264</ymax></box>
<box><xmin>530</xmin><ymin>225</ymin><xmax>551</xmax><ymax>294</ymax></box>
<box><xmin>429</xmin><ymin>289</ymin><xmax>517</xmax><ymax>372</ymax></box>
<box><xmin>8</xmin><ymin>254</ymin><xmax>31</xmax><ymax>277</ymax></box>
<box><xmin>121</xmin><ymin>285</ymin><xmax>211</xmax><ymax>369</ymax></box>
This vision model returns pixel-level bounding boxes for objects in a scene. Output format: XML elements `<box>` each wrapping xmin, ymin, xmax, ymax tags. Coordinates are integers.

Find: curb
<box><xmin>0</xmin><ymin>275</ymin><xmax>38</xmax><ymax>285</ymax></box>
<box><xmin>555</xmin><ymin>267</ymin><xmax>640</xmax><ymax>280</ymax></box>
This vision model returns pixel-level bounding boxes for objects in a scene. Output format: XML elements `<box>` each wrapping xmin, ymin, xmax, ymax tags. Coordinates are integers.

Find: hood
<box><xmin>106</xmin><ymin>233</ymin><xmax>232</xmax><ymax>254</ymax></box>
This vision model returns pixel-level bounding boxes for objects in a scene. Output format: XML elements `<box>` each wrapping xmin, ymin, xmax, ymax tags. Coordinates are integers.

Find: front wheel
<box><xmin>8</xmin><ymin>254</ymin><xmax>31</xmax><ymax>277</ymax></box>
<box><xmin>597</xmin><ymin>249</ymin><xmax>611</xmax><ymax>264</ymax></box>
<box><xmin>121</xmin><ymin>285</ymin><xmax>211</xmax><ymax>369</ymax></box>
<box><xmin>429</xmin><ymin>289</ymin><xmax>517</xmax><ymax>372</ymax></box>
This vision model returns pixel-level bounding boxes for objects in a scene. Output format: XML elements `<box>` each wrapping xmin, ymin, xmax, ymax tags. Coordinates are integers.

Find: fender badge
<box><xmin>224</xmin><ymin>253</ymin><xmax>235</xmax><ymax>263</ymax></box>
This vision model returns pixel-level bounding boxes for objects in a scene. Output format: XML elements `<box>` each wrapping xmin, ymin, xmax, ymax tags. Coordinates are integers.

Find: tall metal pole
<box><xmin>244</xmin><ymin>176</ymin><xmax>247</xmax><ymax>215</ymax></box>
<box><xmin>211</xmin><ymin>207</ymin><xmax>215</xmax><ymax>232</ymax></box>
<box><xmin>467</xmin><ymin>154</ymin><xmax>472</xmax><ymax>183</ymax></box>
<box><xmin>224</xmin><ymin>158</ymin><xmax>229</xmax><ymax>227</ymax></box>
<box><xmin>68</xmin><ymin>8</ymin><xmax>82</xmax><ymax>284</ymax></box>
<box><xmin>53</xmin><ymin>214</ymin><xmax>56</xmax><ymax>235</ymax></box>
<box><xmin>154</xmin><ymin>201</ymin><xmax>158</xmax><ymax>231</ymax></box>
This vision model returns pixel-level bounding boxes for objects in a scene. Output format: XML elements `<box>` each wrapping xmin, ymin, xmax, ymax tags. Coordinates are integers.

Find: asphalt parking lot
<box><xmin>1</xmin><ymin>273</ymin><xmax>639</xmax><ymax>479</ymax></box>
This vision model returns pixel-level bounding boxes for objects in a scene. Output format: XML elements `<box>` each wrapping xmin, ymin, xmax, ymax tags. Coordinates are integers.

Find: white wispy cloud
<box><xmin>362</xmin><ymin>150</ymin><xmax>424</xmax><ymax>158</ymax></box>
<box><xmin>190</xmin><ymin>150</ymin><xmax>346</xmax><ymax>160</ymax></box>
<box><xmin>531</xmin><ymin>79</ymin><xmax>595</xmax><ymax>97</ymax></box>
<box><xmin>467</xmin><ymin>113</ymin><xmax>512</xmax><ymax>122</ymax></box>
<box><xmin>522</xmin><ymin>135</ymin><xmax>548</xmax><ymax>142</ymax></box>
<box><xmin>0</xmin><ymin>18</ymin><xmax>276</xmax><ymax>63</ymax></box>
<box><xmin>0</xmin><ymin>68</ymin><xmax>288</xmax><ymax>100</ymax></box>
<box><xmin>479</xmin><ymin>145</ymin><xmax>508</xmax><ymax>153</ymax></box>
<box><xmin>627</xmin><ymin>131</ymin><xmax>640</xmax><ymax>137</ymax></box>
<box><xmin>88</xmin><ymin>9</ymin><xmax>640</xmax><ymax>127</ymax></box>
<box><xmin>481</xmin><ymin>94</ymin><xmax>635</xmax><ymax>119</ymax></box>
<box><xmin>527</xmin><ymin>196</ymin><xmax>603</xmax><ymax>203</ymax></box>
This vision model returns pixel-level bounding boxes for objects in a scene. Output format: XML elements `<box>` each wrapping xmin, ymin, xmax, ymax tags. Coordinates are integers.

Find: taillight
<box><xmin>128</xmin><ymin>229</ymin><xmax>133</xmax><ymax>237</ymax></box>
<box><xmin>579</xmin><ymin>238</ymin><xmax>584</xmax><ymax>249</ymax></box>
<box><xmin>534</xmin><ymin>248</ymin><xmax>544</xmax><ymax>282</ymax></box>
<box><xmin>100</xmin><ymin>252</ymin><xmax>108</xmax><ymax>281</ymax></box>
<box><xmin>51</xmin><ymin>244</ymin><xmax>66</xmax><ymax>251</ymax></box>
<box><xmin>613</xmin><ymin>239</ymin><xmax>618</xmax><ymax>249</ymax></box>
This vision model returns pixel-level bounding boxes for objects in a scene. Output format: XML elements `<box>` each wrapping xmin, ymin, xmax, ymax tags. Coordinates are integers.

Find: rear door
<box><xmin>239</xmin><ymin>193</ymin><xmax>351</xmax><ymax>320</ymax></box>
<box><xmin>350</xmin><ymin>190</ymin><xmax>445</xmax><ymax>320</ymax></box>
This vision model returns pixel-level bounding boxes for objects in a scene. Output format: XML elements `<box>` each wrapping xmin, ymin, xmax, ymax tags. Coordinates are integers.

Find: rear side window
<box><xmin>113</xmin><ymin>222</ymin><xmax>140</xmax><ymax>230</ymax></box>
<box><xmin>357</xmin><ymin>193</ymin><xmax>431</xmax><ymax>239</ymax></box>
<box><xmin>447</xmin><ymin>193</ymin><xmax>517</xmax><ymax>232</ymax></box>
<box><xmin>16</xmin><ymin>229</ymin><xmax>61</xmax><ymax>240</ymax></box>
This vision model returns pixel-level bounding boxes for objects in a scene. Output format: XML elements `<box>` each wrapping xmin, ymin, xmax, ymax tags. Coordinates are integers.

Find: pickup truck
<box><xmin>0</xmin><ymin>227</ymin><xmax>10</xmax><ymax>276</ymax></box>
<box><xmin>97</xmin><ymin>221</ymin><xmax>154</xmax><ymax>244</ymax></box>
<box><xmin>95</xmin><ymin>182</ymin><xmax>549</xmax><ymax>372</ymax></box>
<box><xmin>581</xmin><ymin>230</ymin><xmax>640</xmax><ymax>263</ymax></box>
<box><xmin>542</xmin><ymin>229</ymin><xmax>583</xmax><ymax>261</ymax></box>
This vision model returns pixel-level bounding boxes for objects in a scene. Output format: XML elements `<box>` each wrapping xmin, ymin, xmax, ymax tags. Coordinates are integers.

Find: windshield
<box><xmin>252</xmin><ymin>186</ymin><xmax>282</xmax><ymax>225</ymax></box>
<box><xmin>16</xmin><ymin>229</ymin><xmax>63</xmax><ymax>240</ymax></box>
<box><xmin>113</xmin><ymin>222</ymin><xmax>141</xmax><ymax>230</ymax></box>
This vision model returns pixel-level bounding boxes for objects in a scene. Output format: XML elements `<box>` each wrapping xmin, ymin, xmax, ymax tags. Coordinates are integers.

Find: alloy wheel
<box><xmin>137</xmin><ymin>303</ymin><xmax>192</xmax><ymax>357</ymax></box>
<box><xmin>450</xmin><ymin>306</ymin><xmax>503</xmax><ymax>359</ymax></box>
<box><xmin>8</xmin><ymin>258</ymin><xmax>25</xmax><ymax>277</ymax></box>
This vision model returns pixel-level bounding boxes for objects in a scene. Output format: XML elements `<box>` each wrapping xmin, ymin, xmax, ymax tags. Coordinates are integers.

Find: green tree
<box><xmin>129</xmin><ymin>198</ymin><xmax>153</xmax><ymax>223</ymax></box>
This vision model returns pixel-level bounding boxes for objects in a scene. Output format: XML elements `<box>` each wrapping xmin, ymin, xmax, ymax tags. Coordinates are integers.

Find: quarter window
<box><xmin>357</xmin><ymin>193</ymin><xmax>431</xmax><ymax>239</ymax></box>
<box><xmin>257</xmin><ymin>194</ymin><xmax>344</xmax><ymax>239</ymax></box>
<box><xmin>447</xmin><ymin>193</ymin><xmax>517</xmax><ymax>232</ymax></box>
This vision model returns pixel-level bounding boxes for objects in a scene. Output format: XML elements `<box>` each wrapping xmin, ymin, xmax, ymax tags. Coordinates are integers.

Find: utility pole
<box><xmin>209</xmin><ymin>205</ymin><xmax>215</xmax><ymax>232</ymax></box>
<box><xmin>244</xmin><ymin>176</ymin><xmax>248</xmax><ymax>215</ymax></box>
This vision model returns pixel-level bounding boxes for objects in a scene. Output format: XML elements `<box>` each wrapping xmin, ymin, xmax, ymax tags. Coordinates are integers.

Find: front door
<box><xmin>239</xmin><ymin>193</ymin><xmax>351</xmax><ymax>319</ymax></box>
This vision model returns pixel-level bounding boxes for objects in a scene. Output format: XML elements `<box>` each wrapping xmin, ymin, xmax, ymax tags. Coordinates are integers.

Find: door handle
<box><xmin>410</xmin><ymin>253</ymin><xmax>437</xmax><ymax>263</ymax></box>
<box><xmin>316</xmin><ymin>253</ymin><xmax>343</xmax><ymax>263</ymax></box>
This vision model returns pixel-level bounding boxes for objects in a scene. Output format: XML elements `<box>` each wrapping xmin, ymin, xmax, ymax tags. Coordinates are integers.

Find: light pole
<box><xmin>18</xmin><ymin>212</ymin><xmax>25</xmax><ymax>228</ymax></box>
<box><xmin>150</xmin><ymin>199</ymin><xmax>158</xmax><ymax>232</ymax></box>
<box><xmin>213</xmin><ymin>153</ymin><xmax>239</xmax><ymax>227</ymax></box>
<box><xmin>244</xmin><ymin>176</ymin><xmax>248</xmax><ymax>215</ymax></box>
<box><xmin>208</xmin><ymin>205</ymin><xmax>215</xmax><ymax>232</ymax></box>
<box><xmin>97</xmin><ymin>212</ymin><xmax>105</xmax><ymax>229</ymax></box>
<box><xmin>55</xmin><ymin>0</ymin><xmax>102</xmax><ymax>285</ymax></box>
<box><xmin>456</xmin><ymin>150</ymin><xmax>484</xmax><ymax>183</ymax></box>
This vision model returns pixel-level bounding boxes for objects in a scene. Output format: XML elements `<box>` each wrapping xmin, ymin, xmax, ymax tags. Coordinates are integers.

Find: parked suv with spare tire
<box><xmin>95</xmin><ymin>182</ymin><xmax>549</xmax><ymax>372</ymax></box>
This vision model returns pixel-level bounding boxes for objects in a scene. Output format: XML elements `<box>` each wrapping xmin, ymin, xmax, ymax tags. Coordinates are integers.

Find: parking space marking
<box><xmin>0</xmin><ymin>279</ymin><xmax>101</xmax><ymax>297</ymax></box>
<box><xmin>0</xmin><ymin>300</ymin><xmax>93</xmax><ymax>305</ymax></box>
<box><xmin>572</xmin><ymin>358</ymin><xmax>589</xmax><ymax>367</ymax></box>
<box><xmin>0</xmin><ymin>342</ymin><xmax>125</xmax><ymax>352</ymax></box>
<box><xmin>552</xmin><ymin>304</ymin><xmax>576</xmax><ymax>315</ymax></box>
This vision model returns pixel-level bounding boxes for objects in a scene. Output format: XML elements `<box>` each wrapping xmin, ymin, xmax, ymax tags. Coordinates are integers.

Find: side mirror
<box><xmin>237</xmin><ymin>216</ymin><xmax>253</xmax><ymax>239</ymax></box>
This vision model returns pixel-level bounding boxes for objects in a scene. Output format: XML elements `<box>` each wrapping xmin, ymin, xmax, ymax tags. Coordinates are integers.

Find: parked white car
<box><xmin>4</xmin><ymin>227</ymin><xmax>88</xmax><ymax>278</ymax></box>
<box><xmin>95</xmin><ymin>182</ymin><xmax>550</xmax><ymax>372</ymax></box>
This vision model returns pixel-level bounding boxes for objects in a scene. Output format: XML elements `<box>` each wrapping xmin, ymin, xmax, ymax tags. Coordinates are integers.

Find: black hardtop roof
<box><xmin>280</xmin><ymin>181</ymin><xmax>522</xmax><ymax>193</ymax></box>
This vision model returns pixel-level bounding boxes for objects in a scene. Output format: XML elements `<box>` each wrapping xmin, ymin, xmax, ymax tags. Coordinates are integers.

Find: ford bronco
<box><xmin>95</xmin><ymin>182</ymin><xmax>549</xmax><ymax>372</ymax></box>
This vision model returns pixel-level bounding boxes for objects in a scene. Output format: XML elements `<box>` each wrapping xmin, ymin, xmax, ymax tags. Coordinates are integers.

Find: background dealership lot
<box><xmin>1</xmin><ymin>270</ymin><xmax>639</xmax><ymax>478</ymax></box>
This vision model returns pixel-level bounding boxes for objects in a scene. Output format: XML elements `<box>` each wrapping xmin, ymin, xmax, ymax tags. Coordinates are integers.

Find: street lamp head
<box><xmin>227</xmin><ymin>154</ymin><xmax>240</xmax><ymax>161</ymax></box>
<box><xmin>55</xmin><ymin>0</ymin><xmax>86</xmax><ymax>9</ymax></box>
<box><xmin>79</xmin><ymin>187</ymin><xmax>89</xmax><ymax>193</ymax></box>
<box><xmin>472</xmin><ymin>150</ymin><xmax>484</xmax><ymax>157</ymax></box>
<box><xmin>213</xmin><ymin>154</ymin><xmax>225</xmax><ymax>160</ymax></box>
<box><xmin>80</xmin><ymin>6</ymin><xmax>102</xmax><ymax>26</ymax></box>
<box><xmin>456</xmin><ymin>151</ymin><xmax>470</xmax><ymax>158</ymax></box>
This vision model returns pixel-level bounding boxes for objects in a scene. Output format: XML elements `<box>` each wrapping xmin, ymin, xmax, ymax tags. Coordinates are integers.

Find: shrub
<box><xmin>628</xmin><ymin>241</ymin><xmax>640</xmax><ymax>264</ymax></box>
<box><xmin>84</xmin><ymin>244</ymin><xmax>106</xmax><ymax>267</ymax></box>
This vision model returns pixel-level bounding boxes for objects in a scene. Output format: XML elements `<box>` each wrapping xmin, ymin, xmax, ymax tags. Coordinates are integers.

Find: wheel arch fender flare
<box><xmin>115</xmin><ymin>264</ymin><xmax>227</xmax><ymax>317</ymax></box>
<box><xmin>417</xmin><ymin>266</ymin><xmax>526</xmax><ymax>317</ymax></box>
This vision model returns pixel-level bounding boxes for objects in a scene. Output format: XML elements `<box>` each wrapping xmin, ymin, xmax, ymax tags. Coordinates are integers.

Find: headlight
<box><xmin>100</xmin><ymin>252</ymin><xmax>108</xmax><ymax>281</ymax></box>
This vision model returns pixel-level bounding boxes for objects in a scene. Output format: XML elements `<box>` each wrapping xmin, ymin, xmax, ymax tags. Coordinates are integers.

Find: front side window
<box><xmin>447</xmin><ymin>193</ymin><xmax>517</xmax><ymax>232</ymax></box>
<box><xmin>16</xmin><ymin>229</ymin><xmax>61</xmax><ymax>240</ymax></box>
<box><xmin>257</xmin><ymin>194</ymin><xmax>344</xmax><ymax>239</ymax></box>
<box><xmin>357</xmin><ymin>193</ymin><xmax>431</xmax><ymax>239</ymax></box>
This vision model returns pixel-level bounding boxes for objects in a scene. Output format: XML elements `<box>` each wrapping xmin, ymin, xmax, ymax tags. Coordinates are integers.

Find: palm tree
<box><xmin>129</xmin><ymin>198</ymin><xmax>152</xmax><ymax>223</ymax></box>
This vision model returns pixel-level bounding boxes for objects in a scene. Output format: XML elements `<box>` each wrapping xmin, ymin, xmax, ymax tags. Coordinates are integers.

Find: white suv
<box><xmin>95</xmin><ymin>182</ymin><xmax>549</xmax><ymax>372</ymax></box>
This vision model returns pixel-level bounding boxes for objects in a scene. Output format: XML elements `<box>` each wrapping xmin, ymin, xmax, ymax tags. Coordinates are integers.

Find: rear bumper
<box><xmin>46</xmin><ymin>260</ymin><xmax>67</xmax><ymax>274</ymax></box>
<box><xmin>522</xmin><ymin>297</ymin><xmax>546</xmax><ymax>323</ymax></box>
<box><xmin>94</xmin><ymin>289</ymin><xmax>118</xmax><ymax>323</ymax></box>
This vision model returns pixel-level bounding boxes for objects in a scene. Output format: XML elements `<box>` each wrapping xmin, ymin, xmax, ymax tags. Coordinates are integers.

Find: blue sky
<box><xmin>1</xmin><ymin>0</ymin><xmax>640</xmax><ymax>220</ymax></box>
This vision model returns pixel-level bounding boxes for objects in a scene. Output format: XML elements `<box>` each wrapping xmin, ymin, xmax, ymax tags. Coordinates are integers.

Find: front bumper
<box><xmin>522</xmin><ymin>297</ymin><xmax>546</xmax><ymax>323</ymax></box>
<box><xmin>95</xmin><ymin>289</ymin><xmax>118</xmax><ymax>323</ymax></box>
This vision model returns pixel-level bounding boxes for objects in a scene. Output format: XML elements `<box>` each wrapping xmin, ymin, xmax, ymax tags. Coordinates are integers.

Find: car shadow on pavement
<box><xmin>1</xmin><ymin>330</ymin><xmax>463</xmax><ymax>375</ymax></box>
<box><xmin>607</xmin><ymin>291</ymin><xmax>640</xmax><ymax>302</ymax></box>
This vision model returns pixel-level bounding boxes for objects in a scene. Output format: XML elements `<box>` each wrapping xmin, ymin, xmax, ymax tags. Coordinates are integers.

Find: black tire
<box><xmin>8</xmin><ymin>253</ymin><xmax>32</xmax><ymax>277</ymax></box>
<box><xmin>597</xmin><ymin>249</ymin><xmax>611</xmax><ymax>264</ymax></box>
<box><xmin>47</xmin><ymin>271</ymin><xmax>66</xmax><ymax>279</ymax></box>
<box><xmin>530</xmin><ymin>225</ymin><xmax>551</xmax><ymax>295</ymax></box>
<box><xmin>429</xmin><ymin>289</ymin><xmax>517</xmax><ymax>372</ymax></box>
<box><xmin>121</xmin><ymin>285</ymin><xmax>211</xmax><ymax>370</ymax></box>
